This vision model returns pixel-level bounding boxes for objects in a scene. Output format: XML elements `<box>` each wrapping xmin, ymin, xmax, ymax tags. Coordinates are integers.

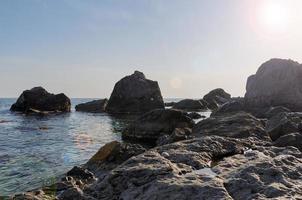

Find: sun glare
<box><xmin>258</xmin><ymin>1</ymin><xmax>290</xmax><ymax>33</ymax></box>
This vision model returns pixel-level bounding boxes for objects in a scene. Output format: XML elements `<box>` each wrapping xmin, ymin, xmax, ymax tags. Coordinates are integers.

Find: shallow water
<box><xmin>0</xmin><ymin>98</ymin><xmax>210</xmax><ymax>196</ymax></box>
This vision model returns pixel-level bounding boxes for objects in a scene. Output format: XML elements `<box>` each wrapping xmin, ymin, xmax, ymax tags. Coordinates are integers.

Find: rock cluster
<box><xmin>11</xmin><ymin>87</ymin><xmax>71</xmax><ymax>113</ymax></box>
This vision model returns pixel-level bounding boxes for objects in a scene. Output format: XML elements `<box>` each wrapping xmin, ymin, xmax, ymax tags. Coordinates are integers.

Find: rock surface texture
<box><xmin>203</xmin><ymin>88</ymin><xmax>231</xmax><ymax>110</ymax></box>
<box><xmin>172</xmin><ymin>99</ymin><xmax>207</xmax><ymax>111</ymax></box>
<box><xmin>75</xmin><ymin>99</ymin><xmax>108</xmax><ymax>113</ymax></box>
<box><xmin>122</xmin><ymin>109</ymin><xmax>194</xmax><ymax>145</ymax></box>
<box><xmin>106</xmin><ymin>71</ymin><xmax>164</xmax><ymax>114</ymax></box>
<box><xmin>10</xmin><ymin>87</ymin><xmax>71</xmax><ymax>113</ymax></box>
<box><xmin>245</xmin><ymin>58</ymin><xmax>302</xmax><ymax>111</ymax></box>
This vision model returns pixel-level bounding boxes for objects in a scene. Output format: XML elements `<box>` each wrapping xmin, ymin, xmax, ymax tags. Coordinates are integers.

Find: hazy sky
<box><xmin>1</xmin><ymin>0</ymin><xmax>302</xmax><ymax>98</ymax></box>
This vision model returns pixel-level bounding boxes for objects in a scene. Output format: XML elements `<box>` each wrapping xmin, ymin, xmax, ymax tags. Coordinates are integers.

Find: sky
<box><xmin>1</xmin><ymin>0</ymin><xmax>302</xmax><ymax>98</ymax></box>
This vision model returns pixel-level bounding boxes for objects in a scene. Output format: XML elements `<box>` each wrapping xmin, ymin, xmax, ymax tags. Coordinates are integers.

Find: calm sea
<box><xmin>0</xmin><ymin>98</ymin><xmax>210</xmax><ymax>196</ymax></box>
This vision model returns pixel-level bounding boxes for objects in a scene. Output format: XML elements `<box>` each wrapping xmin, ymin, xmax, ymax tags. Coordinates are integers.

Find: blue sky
<box><xmin>1</xmin><ymin>0</ymin><xmax>302</xmax><ymax>97</ymax></box>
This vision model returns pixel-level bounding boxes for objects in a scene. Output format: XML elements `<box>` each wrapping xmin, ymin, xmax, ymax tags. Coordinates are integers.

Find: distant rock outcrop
<box><xmin>172</xmin><ymin>99</ymin><xmax>207</xmax><ymax>111</ymax></box>
<box><xmin>203</xmin><ymin>88</ymin><xmax>231</xmax><ymax>110</ymax></box>
<box><xmin>245</xmin><ymin>58</ymin><xmax>302</xmax><ymax>111</ymax></box>
<box><xmin>106</xmin><ymin>71</ymin><xmax>164</xmax><ymax>114</ymax></box>
<box><xmin>75</xmin><ymin>99</ymin><xmax>108</xmax><ymax>113</ymax></box>
<box><xmin>10</xmin><ymin>87</ymin><xmax>71</xmax><ymax>113</ymax></box>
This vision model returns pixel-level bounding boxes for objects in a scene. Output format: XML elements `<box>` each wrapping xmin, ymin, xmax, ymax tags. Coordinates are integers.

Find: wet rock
<box><xmin>11</xmin><ymin>87</ymin><xmax>71</xmax><ymax>113</ymax></box>
<box><xmin>106</xmin><ymin>71</ymin><xmax>164</xmax><ymax>114</ymax></box>
<box><xmin>172</xmin><ymin>99</ymin><xmax>207</xmax><ymax>111</ymax></box>
<box><xmin>187</xmin><ymin>112</ymin><xmax>202</xmax><ymax>119</ymax></box>
<box><xmin>75</xmin><ymin>99</ymin><xmax>108</xmax><ymax>113</ymax></box>
<box><xmin>273</xmin><ymin>132</ymin><xmax>302</xmax><ymax>151</ymax></box>
<box><xmin>85</xmin><ymin>141</ymin><xmax>146</xmax><ymax>174</ymax></box>
<box><xmin>203</xmin><ymin>88</ymin><xmax>231</xmax><ymax>110</ymax></box>
<box><xmin>266</xmin><ymin>112</ymin><xmax>302</xmax><ymax>141</ymax></box>
<box><xmin>193</xmin><ymin>112</ymin><xmax>270</xmax><ymax>141</ymax></box>
<box><xmin>122</xmin><ymin>109</ymin><xmax>194</xmax><ymax>145</ymax></box>
<box><xmin>67</xmin><ymin>166</ymin><xmax>94</xmax><ymax>180</ymax></box>
<box><xmin>245</xmin><ymin>58</ymin><xmax>302</xmax><ymax>111</ymax></box>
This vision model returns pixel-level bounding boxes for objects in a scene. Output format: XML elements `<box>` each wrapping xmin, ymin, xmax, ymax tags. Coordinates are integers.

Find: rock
<box><xmin>203</xmin><ymin>88</ymin><xmax>231</xmax><ymax>110</ymax></box>
<box><xmin>58</xmin><ymin>187</ymin><xmax>84</xmax><ymax>200</ymax></box>
<box><xmin>245</xmin><ymin>58</ymin><xmax>302</xmax><ymax>111</ymax></box>
<box><xmin>122</xmin><ymin>109</ymin><xmax>194</xmax><ymax>145</ymax></box>
<box><xmin>75</xmin><ymin>99</ymin><xmax>108</xmax><ymax>113</ymax></box>
<box><xmin>273</xmin><ymin>132</ymin><xmax>302</xmax><ymax>151</ymax></box>
<box><xmin>85</xmin><ymin>141</ymin><xmax>146</xmax><ymax>174</ymax></box>
<box><xmin>156</xmin><ymin>127</ymin><xmax>192</xmax><ymax>146</ymax></box>
<box><xmin>193</xmin><ymin>112</ymin><xmax>270</xmax><ymax>141</ymax></box>
<box><xmin>164</xmin><ymin>102</ymin><xmax>175</xmax><ymax>107</ymax></box>
<box><xmin>66</xmin><ymin>166</ymin><xmax>94</xmax><ymax>180</ymax></box>
<box><xmin>11</xmin><ymin>87</ymin><xmax>71</xmax><ymax>113</ymax></box>
<box><xmin>264</xmin><ymin>106</ymin><xmax>291</xmax><ymax>118</ymax></box>
<box><xmin>211</xmin><ymin>99</ymin><xmax>246</xmax><ymax>116</ymax></box>
<box><xmin>187</xmin><ymin>112</ymin><xmax>202</xmax><ymax>119</ymax></box>
<box><xmin>172</xmin><ymin>99</ymin><xmax>207</xmax><ymax>111</ymax></box>
<box><xmin>266</xmin><ymin>112</ymin><xmax>302</xmax><ymax>141</ymax></box>
<box><xmin>106</xmin><ymin>71</ymin><xmax>164</xmax><ymax>114</ymax></box>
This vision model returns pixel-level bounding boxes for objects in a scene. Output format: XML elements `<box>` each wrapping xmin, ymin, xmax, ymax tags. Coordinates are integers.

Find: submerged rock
<box><xmin>11</xmin><ymin>87</ymin><xmax>71</xmax><ymax>113</ymax></box>
<box><xmin>122</xmin><ymin>109</ymin><xmax>194</xmax><ymax>145</ymax></box>
<box><xmin>172</xmin><ymin>99</ymin><xmax>207</xmax><ymax>111</ymax></box>
<box><xmin>75</xmin><ymin>99</ymin><xmax>108</xmax><ymax>113</ymax></box>
<box><xmin>106</xmin><ymin>71</ymin><xmax>164</xmax><ymax>114</ymax></box>
<box><xmin>245</xmin><ymin>58</ymin><xmax>302</xmax><ymax>111</ymax></box>
<box><xmin>203</xmin><ymin>88</ymin><xmax>231</xmax><ymax>110</ymax></box>
<box><xmin>193</xmin><ymin>111</ymin><xmax>270</xmax><ymax>141</ymax></box>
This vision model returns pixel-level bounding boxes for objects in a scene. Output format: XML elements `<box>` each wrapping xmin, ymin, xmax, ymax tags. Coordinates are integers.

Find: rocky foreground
<box><xmin>6</xmin><ymin>58</ymin><xmax>302</xmax><ymax>199</ymax></box>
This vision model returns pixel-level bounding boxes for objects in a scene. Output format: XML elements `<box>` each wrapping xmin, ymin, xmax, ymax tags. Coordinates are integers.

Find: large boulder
<box><xmin>122</xmin><ymin>109</ymin><xmax>194</xmax><ymax>145</ymax></box>
<box><xmin>106</xmin><ymin>71</ymin><xmax>164</xmax><ymax>114</ymax></box>
<box><xmin>273</xmin><ymin>132</ymin><xmax>302</xmax><ymax>151</ymax></box>
<box><xmin>203</xmin><ymin>88</ymin><xmax>231</xmax><ymax>110</ymax></box>
<box><xmin>192</xmin><ymin>111</ymin><xmax>270</xmax><ymax>141</ymax></box>
<box><xmin>172</xmin><ymin>99</ymin><xmax>207</xmax><ymax>111</ymax></box>
<box><xmin>245</xmin><ymin>58</ymin><xmax>302</xmax><ymax>111</ymax></box>
<box><xmin>75</xmin><ymin>99</ymin><xmax>108</xmax><ymax>113</ymax></box>
<box><xmin>11</xmin><ymin>87</ymin><xmax>71</xmax><ymax>113</ymax></box>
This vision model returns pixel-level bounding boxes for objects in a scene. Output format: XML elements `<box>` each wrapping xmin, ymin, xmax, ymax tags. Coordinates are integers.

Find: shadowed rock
<box><xmin>75</xmin><ymin>99</ymin><xmax>108</xmax><ymax>113</ymax></box>
<box><xmin>106</xmin><ymin>71</ymin><xmax>164</xmax><ymax>114</ymax></box>
<box><xmin>203</xmin><ymin>88</ymin><xmax>231</xmax><ymax>110</ymax></box>
<box><xmin>172</xmin><ymin>99</ymin><xmax>207</xmax><ymax>111</ymax></box>
<box><xmin>11</xmin><ymin>87</ymin><xmax>71</xmax><ymax>113</ymax></box>
<box><xmin>245</xmin><ymin>58</ymin><xmax>302</xmax><ymax>111</ymax></box>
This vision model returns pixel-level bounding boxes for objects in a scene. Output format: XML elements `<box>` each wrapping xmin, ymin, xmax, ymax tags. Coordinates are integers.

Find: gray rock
<box><xmin>264</xmin><ymin>106</ymin><xmax>291</xmax><ymax>118</ymax></box>
<box><xmin>58</xmin><ymin>187</ymin><xmax>84</xmax><ymax>200</ymax></box>
<box><xmin>193</xmin><ymin>111</ymin><xmax>270</xmax><ymax>141</ymax></box>
<box><xmin>172</xmin><ymin>99</ymin><xmax>207</xmax><ymax>111</ymax></box>
<box><xmin>156</xmin><ymin>127</ymin><xmax>192</xmax><ymax>146</ymax></box>
<box><xmin>106</xmin><ymin>71</ymin><xmax>164</xmax><ymax>114</ymax></box>
<box><xmin>122</xmin><ymin>109</ymin><xmax>194</xmax><ymax>145</ymax></box>
<box><xmin>245</xmin><ymin>58</ymin><xmax>302</xmax><ymax>111</ymax></box>
<box><xmin>212</xmin><ymin>99</ymin><xmax>245</xmax><ymax>116</ymax></box>
<box><xmin>187</xmin><ymin>112</ymin><xmax>202</xmax><ymax>119</ymax></box>
<box><xmin>75</xmin><ymin>99</ymin><xmax>108</xmax><ymax>113</ymax></box>
<box><xmin>203</xmin><ymin>88</ymin><xmax>231</xmax><ymax>110</ymax></box>
<box><xmin>11</xmin><ymin>87</ymin><xmax>71</xmax><ymax>113</ymax></box>
<box><xmin>273</xmin><ymin>132</ymin><xmax>302</xmax><ymax>151</ymax></box>
<box><xmin>66</xmin><ymin>166</ymin><xmax>94</xmax><ymax>180</ymax></box>
<box><xmin>266</xmin><ymin>112</ymin><xmax>302</xmax><ymax>141</ymax></box>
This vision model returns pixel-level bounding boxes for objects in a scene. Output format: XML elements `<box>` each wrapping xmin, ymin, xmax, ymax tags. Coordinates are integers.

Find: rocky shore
<box><xmin>5</xmin><ymin>59</ymin><xmax>302</xmax><ymax>199</ymax></box>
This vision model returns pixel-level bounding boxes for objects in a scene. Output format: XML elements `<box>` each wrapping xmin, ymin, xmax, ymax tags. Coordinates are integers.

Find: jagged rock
<box><xmin>264</xmin><ymin>106</ymin><xmax>291</xmax><ymax>118</ymax></box>
<box><xmin>11</xmin><ymin>87</ymin><xmax>71</xmax><ymax>113</ymax></box>
<box><xmin>106</xmin><ymin>71</ymin><xmax>164</xmax><ymax>114</ymax></box>
<box><xmin>122</xmin><ymin>109</ymin><xmax>194</xmax><ymax>145</ymax></box>
<box><xmin>85</xmin><ymin>141</ymin><xmax>146</xmax><ymax>175</ymax></box>
<box><xmin>273</xmin><ymin>132</ymin><xmax>302</xmax><ymax>151</ymax></box>
<box><xmin>203</xmin><ymin>88</ymin><xmax>231</xmax><ymax>110</ymax></box>
<box><xmin>172</xmin><ymin>99</ymin><xmax>207</xmax><ymax>111</ymax></box>
<box><xmin>75</xmin><ymin>99</ymin><xmax>108</xmax><ymax>113</ymax></box>
<box><xmin>66</xmin><ymin>166</ymin><xmax>94</xmax><ymax>180</ymax></box>
<box><xmin>58</xmin><ymin>187</ymin><xmax>84</xmax><ymax>200</ymax></box>
<box><xmin>164</xmin><ymin>102</ymin><xmax>176</xmax><ymax>107</ymax></box>
<box><xmin>266</xmin><ymin>112</ymin><xmax>302</xmax><ymax>141</ymax></box>
<box><xmin>193</xmin><ymin>112</ymin><xmax>270</xmax><ymax>141</ymax></box>
<box><xmin>245</xmin><ymin>58</ymin><xmax>302</xmax><ymax>111</ymax></box>
<box><xmin>212</xmin><ymin>99</ymin><xmax>246</xmax><ymax>116</ymax></box>
<box><xmin>187</xmin><ymin>112</ymin><xmax>202</xmax><ymax>119</ymax></box>
<box><xmin>156</xmin><ymin>127</ymin><xmax>192</xmax><ymax>146</ymax></box>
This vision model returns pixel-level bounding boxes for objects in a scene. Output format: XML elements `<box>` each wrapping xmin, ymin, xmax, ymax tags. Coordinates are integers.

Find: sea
<box><xmin>0</xmin><ymin>98</ymin><xmax>211</xmax><ymax>196</ymax></box>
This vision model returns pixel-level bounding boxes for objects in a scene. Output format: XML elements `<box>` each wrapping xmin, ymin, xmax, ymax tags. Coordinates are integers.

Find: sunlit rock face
<box><xmin>245</xmin><ymin>58</ymin><xmax>302</xmax><ymax>111</ymax></box>
<box><xmin>106</xmin><ymin>71</ymin><xmax>164</xmax><ymax>114</ymax></box>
